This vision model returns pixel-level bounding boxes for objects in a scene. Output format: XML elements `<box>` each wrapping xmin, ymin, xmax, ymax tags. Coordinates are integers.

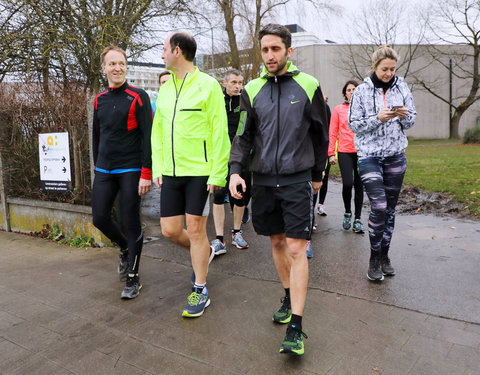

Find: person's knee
<box><xmin>161</xmin><ymin>223</ymin><xmax>183</xmax><ymax>240</ymax></box>
<box><xmin>271</xmin><ymin>234</ymin><xmax>286</xmax><ymax>251</ymax></box>
<box><xmin>92</xmin><ymin>214</ymin><xmax>109</xmax><ymax>231</ymax></box>
<box><xmin>213</xmin><ymin>189</ymin><xmax>226</xmax><ymax>204</ymax></box>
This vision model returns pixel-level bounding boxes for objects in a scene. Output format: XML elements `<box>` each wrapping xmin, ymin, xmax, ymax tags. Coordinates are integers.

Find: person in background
<box><xmin>349</xmin><ymin>45</ymin><xmax>416</xmax><ymax>281</ymax></box>
<box><xmin>152</xmin><ymin>70</ymin><xmax>171</xmax><ymax>117</ymax></box>
<box><xmin>92</xmin><ymin>45</ymin><xmax>152</xmax><ymax>299</ymax></box>
<box><xmin>210</xmin><ymin>68</ymin><xmax>250</xmax><ymax>255</ymax></box>
<box><xmin>151</xmin><ymin>32</ymin><xmax>230</xmax><ymax>317</ymax></box>
<box><xmin>328</xmin><ymin>80</ymin><xmax>365</xmax><ymax>233</ymax></box>
<box><xmin>306</xmin><ymin>97</ymin><xmax>331</xmax><ymax>259</ymax></box>
<box><xmin>315</xmin><ymin>96</ymin><xmax>332</xmax><ymax>217</ymax></box>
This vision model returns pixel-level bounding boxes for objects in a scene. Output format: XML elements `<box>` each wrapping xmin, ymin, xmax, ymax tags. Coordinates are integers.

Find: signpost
<box><xmin>39</xmin><ymin>132</ymin><xmax>71</xmax><ymax>192</ymax></box>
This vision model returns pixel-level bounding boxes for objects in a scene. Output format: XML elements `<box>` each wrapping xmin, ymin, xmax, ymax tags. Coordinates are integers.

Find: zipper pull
<box><xmin>274</xmin><ymin>76</ymin><xmax>277</xmax><ymax>83</ymax></box>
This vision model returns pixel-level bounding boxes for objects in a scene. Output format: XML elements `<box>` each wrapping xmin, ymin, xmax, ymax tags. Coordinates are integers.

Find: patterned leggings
<box><xmin>357</xmin><ymin>153</ymin><xmax>407</xmax><ymax>254</ymax></box>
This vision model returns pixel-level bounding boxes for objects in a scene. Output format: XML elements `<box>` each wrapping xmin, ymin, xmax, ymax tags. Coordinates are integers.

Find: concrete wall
<box><xmin>291</xmin><ymin>44</ymin><xmax>480</xmax><ymax>139</ymax></box>
<box><xmin>3</xmin><ymin>197</ymin><xmax>108</xmax><ymax>246</ymax></box>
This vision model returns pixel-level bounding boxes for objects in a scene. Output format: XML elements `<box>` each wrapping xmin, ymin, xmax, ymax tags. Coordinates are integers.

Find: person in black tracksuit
<box><xmin>210</xmin><ymin>69</ymin><xmax>251</xmax><ymax>255</ymax></box>
<box><xmin>92</xmin><ymin>45</ymin><xmax>152</xmax><ymax>300</ymax></box>
<box><xmin>229</xmin><ymin>25</ymin><xmax>328</xmax><ymax>355</ymax></box>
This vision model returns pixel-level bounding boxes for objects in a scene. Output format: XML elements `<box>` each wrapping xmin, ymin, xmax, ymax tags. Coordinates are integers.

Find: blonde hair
<box><xmin>101</xmin><ymin>45</ymin><xmax>127</xmax><ymax>66</ymax></box>
<box><xmin>371</xmin><ymin>45</ymin><xmax>398</xmax><ymax>70</ymax></box>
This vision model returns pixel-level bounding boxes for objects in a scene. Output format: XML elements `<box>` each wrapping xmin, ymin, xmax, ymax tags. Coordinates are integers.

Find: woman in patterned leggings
<box><xmin>348</xmin><ymin>45</ymin><xmax>416</xmax><ymax>281</ymax></box>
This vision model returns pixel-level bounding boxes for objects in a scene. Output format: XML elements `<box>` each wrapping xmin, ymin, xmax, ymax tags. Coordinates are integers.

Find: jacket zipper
<box><xmin>274</xmin><ymin>75</ymin><xmax>280</xmax><ymax>187</ymax></box>
<box><xmin>171</xmin><ymin>74</ymin><xmax>188</xmax><ymax>176</ymax></box>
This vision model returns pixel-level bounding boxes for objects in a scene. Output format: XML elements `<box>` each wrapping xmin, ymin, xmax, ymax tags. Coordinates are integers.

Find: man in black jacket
<box><xmin>210</xmin><ymin>69</ymin><xmax>250</xmax><ymax>255</ymax></box>
<box><xmin>229</xmin><ymin>24</ymin><xmax>328</xmax><ymax>355</ymax></box>
<box><xmin>92</xmin><ymin>45</ymin><xmax>152</xmax><ymax>300</ymax></box>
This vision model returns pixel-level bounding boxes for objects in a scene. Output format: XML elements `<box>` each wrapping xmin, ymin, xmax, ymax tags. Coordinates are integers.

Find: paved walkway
<box><xmin>1</xmin><ymin>181</ymin><xmax>480</xmax><ymax>374</ymax></box>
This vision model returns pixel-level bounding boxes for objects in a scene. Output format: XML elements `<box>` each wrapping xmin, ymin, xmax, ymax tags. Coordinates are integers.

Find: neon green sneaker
<box><xmin>272</xmin><ymin>296</ymin><xmax>291</xmax><ymax>324</ymax></box>
<box><xmin>279</xmin><ymin>324</ymin><xmax>308</xmax><ymax>355</ymax></box>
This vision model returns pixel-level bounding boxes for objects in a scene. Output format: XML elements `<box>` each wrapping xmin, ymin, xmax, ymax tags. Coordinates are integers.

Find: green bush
<box><xmin>463</xmin><ymin>127</ymin><xmax>480</xmax><ymax>144</ymax></box>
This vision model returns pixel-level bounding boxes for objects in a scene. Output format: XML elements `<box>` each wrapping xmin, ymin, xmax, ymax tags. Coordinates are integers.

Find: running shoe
<box><xmin>190</xmin><ymin>245</ymin><xmax>215</xmax><ymax>285</ymax></box>
<box><xmin>242</xmin><ymin>206</ymin><xmax>250</xmax><ymax>223</ymax></box>
<box><xmin>272</xmin><ymin>296</ymin><xmax>291</xmax><ymax>324</ymax></box>
<box><xmin>316</xmin><ymin>204</ymin><xmax>327</xmax><ymax>216</ymax></box>
<box><xmin>279</xmin><ymin>324</ymin><xmax>308</xmax><ymax>356</ymax></box>
<box><xmin>381</xmin><ymin>255</ymin><xmax>396</xmax><ymax>276</ymax></box>
<box><xmin>210</xmin><ymin>239</ymin><xmax>227</xmax><ymax>256</ymax></box>
<box><xmin>342</xmin><ymin>213</ymin><xmax>352</xmax><ymax>230</ymax></box>
<box><xmin>121</xmin><ymin>274</ymin><xmax>142</xmax><ymax>299</ymax></box>
<box><xmin>352</xmin><ymin>219</ymin><xmax>364</xmax><ymax>234</ymax></box>
<box><xmin>182</xmin><ymin>287</ymin><xmax>210</xmax><ymax>318</ymax></box>
<box><xmin>367</xmin><ymin>255</ymin><xmax>384</xmax><ymax>281</ymax></box>
<box><xmin>306</xmin><ymin>240</ymin><xmax>313</xmax><ymax>259</ymax></box>
<box><xmin>232</xmin><ymin>230</ymin><xmax>248</xmax><ymax>249</ymax></box>
<box><xmin>118</xmin><ymin>249</ymin><xmax>129</xmax><ymax>281</ymax></box>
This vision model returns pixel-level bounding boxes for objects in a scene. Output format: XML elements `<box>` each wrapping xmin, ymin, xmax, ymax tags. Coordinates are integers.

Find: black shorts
<box><xmin>251</xmin><ymin>181</ymin><xmax>314</xmax><ymax>239</ymax></box>
<box><xmin>161</xmin><ymin>176</ymin><xmax>210</xmax><ymax>217</ymax></box>
<box><xmin>212</xmin><ymin>170</ymin><xmax>251</xmax><ymax>207</ymax></box>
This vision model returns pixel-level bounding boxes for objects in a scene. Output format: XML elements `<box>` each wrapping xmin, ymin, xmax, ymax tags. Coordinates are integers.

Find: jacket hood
<box><xmin>261</xmin><ymin>61</ymin><xmax>300</xmax><ymax>79</ymax></box>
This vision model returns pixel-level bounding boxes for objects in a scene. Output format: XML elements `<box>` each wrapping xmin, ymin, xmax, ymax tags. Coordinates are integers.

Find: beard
<box><xmin>265</xmin><ymin>55</ymin><xmax>288</xmax><ymax>75</ymax></box>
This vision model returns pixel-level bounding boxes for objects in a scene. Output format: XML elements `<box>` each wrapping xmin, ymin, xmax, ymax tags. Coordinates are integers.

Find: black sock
<box><xmin>284</xmin><ymin>288</ymin><xmax>290</xmax><ymax>298</ymax></box>
<box><xmin>216</xmin><ymin>235</ymin><xmax>224</xmax><ymax>243</ymax></box>
<box><xmin>232</xmin><ymin>229</ymin><xmax>240</xmax><ymax>234</ymax></box>
<box><xmin>290</xmin><ymin>314</ymin><xmax>302</xmax><ymax>331</ymax></box>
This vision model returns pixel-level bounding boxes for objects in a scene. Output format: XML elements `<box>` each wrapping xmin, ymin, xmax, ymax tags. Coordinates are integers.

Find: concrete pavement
<box><xmin>1</xmin><ymin>180</ymin><xmax>480</xmax><ymax>374</ymax></box>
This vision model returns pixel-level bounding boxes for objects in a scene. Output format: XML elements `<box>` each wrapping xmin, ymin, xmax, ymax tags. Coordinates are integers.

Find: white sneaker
<box><xmin>316</xmin><ymin>204</ymin><xmax>327</xmax><ymax>216</ymax></box>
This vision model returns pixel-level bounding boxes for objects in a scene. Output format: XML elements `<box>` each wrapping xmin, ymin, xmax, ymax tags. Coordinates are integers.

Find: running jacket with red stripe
<box><xmin>93</xmin><ymin>81</ymin><xmax>153</xmax><ymax>180</ymax></box>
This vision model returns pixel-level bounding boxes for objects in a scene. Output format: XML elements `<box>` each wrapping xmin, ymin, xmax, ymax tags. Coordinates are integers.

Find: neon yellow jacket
<box><xmin>151</xmin><ymin>67</ymin><xmax>230</xmax><ymax>187</ymax></box>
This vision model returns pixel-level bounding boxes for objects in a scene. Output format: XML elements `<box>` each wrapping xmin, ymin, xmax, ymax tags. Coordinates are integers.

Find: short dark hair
<box><xmin>259</xmin><ymin>24</ymin><xmax>292</xmax><ymax>49</ymax></box>
<box><xmin>169</xmin><ymin>32</ymin><xmax>196</xmax><ymax>62</ymax></box>
<box><xmin>100</xmin><ymin>45</ymin><xmax>127</xmax><ymax>65</ymax></box>
<box><xmin>342</xmin><ymin>80</ymin><xmax>359</xmax><ymax>99</ymax></box>
<box><xmin>224</xmin><ymin>68</ymin><xmax>243</xmax><ymax>81</ymax></box>
<box><xmin>158</xmin><ymin>70</ymin><xmax>171</xmax><ymax>84</ymax></box>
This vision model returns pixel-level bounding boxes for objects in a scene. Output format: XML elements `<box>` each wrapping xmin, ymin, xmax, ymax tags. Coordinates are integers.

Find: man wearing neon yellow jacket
<box><xmin>151</xmin><ymin>32</ymin><xmax>230</xmax><ymax>318</ymax></box>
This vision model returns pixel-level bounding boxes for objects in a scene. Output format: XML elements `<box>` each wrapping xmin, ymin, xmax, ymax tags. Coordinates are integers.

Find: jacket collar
<box><xmin>261</xmin><ymin>61</ymin><xmax>300</xmax><ymax>80</ymax></box>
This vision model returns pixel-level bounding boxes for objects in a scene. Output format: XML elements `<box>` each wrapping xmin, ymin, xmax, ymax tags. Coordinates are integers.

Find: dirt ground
<box><xmin>396</xmin><ymin>184</ymin><xmax>477</xmax><ymax>220</ymax></box>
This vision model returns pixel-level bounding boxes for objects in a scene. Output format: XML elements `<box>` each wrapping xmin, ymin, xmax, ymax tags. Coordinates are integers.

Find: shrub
<box><xmin>463</xmin><ymin>127</ymin><xmax>480</xmax><ymax>144</ymax></box>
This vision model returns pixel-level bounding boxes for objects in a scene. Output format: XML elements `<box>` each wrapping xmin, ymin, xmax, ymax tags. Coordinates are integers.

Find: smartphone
<box><xmin>391</xmin><ymin>105</ymin><xmax>403</xmax><ymax>110</ymax></box>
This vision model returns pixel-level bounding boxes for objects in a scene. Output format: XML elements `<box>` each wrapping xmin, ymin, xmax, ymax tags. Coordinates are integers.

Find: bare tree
<box><xmin>414</xmin><ymin>0</ymin><xmax>480</xmax><ymax>139</ymax></box>
<box><xmin>337</xmin><ymin>0</ymin><xmax>427</xmax><ymax>82</ymax></box>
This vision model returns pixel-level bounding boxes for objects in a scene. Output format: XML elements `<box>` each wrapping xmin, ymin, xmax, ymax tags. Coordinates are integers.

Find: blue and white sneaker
<box><xmin>232</xmin><ymin>230</ymin><xmax>248</xmax><ymax>249</ymax></box>
<box><xmin>211</xmin><ymin>239</ymin><xmax>227</xmax><ymax>256</ymax></box>
<box><xmin>182</xmin><ymin>287</ymin><xmax>210</xmax><ymax>318</ymax></box>
<box><xmin>306</xmin><ymin>240</ymin><xmax>313</xmax><ymax>259</ymax></box>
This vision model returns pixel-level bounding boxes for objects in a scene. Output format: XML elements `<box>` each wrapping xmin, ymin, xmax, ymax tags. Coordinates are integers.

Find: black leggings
<box><xmin>318</xmin><ymin>162</ymin><xmax>330</xmax><ymax>204</ymax></box>
<box><xmin>338</xmin><ymin>152</ymin><xmax>363</xmax><ymax>219</ymax></box>
<box><xmin>92</xmin><ymin>171</ymin><xmax>143</xmax><ymax>274</ymax></box>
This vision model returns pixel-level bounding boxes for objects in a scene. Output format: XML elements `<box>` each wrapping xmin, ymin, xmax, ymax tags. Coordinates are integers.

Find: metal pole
<box><xmin>449</xmin><ymin>58</ymin><xmax>453</xmax><ymax>131</ymax></box>
<box><xmin>0</xmin><ymin>152</ymin><xmax>11</xmax><ymax>232</ymax></box>
<box><xmin>211</xmin><ymin>28</ymin><xmax>214</xmax><ymax>73</ymax></box>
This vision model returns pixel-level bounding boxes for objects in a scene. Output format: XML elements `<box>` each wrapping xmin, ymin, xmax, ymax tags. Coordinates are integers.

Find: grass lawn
<box><xmin>328</xmin><ymin>139</ymin><xmax>480</xmax><ymax>219</ymax></box>
<box><xmin>404</xmin><ymin>140</ymin><xmax>480</xmax><ymax>218</ymax></box>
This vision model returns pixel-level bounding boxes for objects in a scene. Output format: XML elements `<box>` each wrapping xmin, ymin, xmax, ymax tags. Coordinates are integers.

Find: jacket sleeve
<box><xmin>206</xmin><ymin>80</ymin><xmax>230</xmax><ymax>187</ymax></box>
<box><xmin>309</xmin><ymin>86</ymin><xmax>329</xmax><ymax>182</ymax></box>
<box><xmin>151</xmin><ymin>93</ymin><xmax>163</xmax><ymax>180</ymax></box>
<box><xmin>229</xmin><ymin>89</ymin><xmax>256</xmax><ymax>176</ymax></box>
<box><xmin>136</xmin><ymin>91</ymin><xmax>153</xmax><ymax>180</ymax></box>
<box><xmin>348</xmin><ymin>86</ymin><xmax>383</xmax><ymax>135</ymax></box>
<box><xmin>328</xmin><ymin>106</ymin><xmax>340</xmax><ymax>157</ymax></box>
<box><xmin>399</xmin><ymin>83</ymin><xmax>416</xmax><ymax>130</ymax></box>
<box><xmin>92</xmin><ymin>102</ymin><xmax>99</xmax><ymax>167</ymax></box>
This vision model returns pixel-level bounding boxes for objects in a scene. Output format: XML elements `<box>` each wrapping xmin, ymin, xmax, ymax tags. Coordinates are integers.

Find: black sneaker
<box><xmin>118</xmin><ymin>249</ymin><xmax>129</xmax><ymax>281</ymax></box>
<box><xmin>279</xmin><ymin>324</ymin><xmax>308</xmax><ymax>355</ymax></box>
<box><xmin>367</xmin><ymin>255</ymin><xmax>384</xmax><ymax>281</ymax></box>
<box><xmin>121</xmin><ymin>275</ymin><xmax>142</xmax><ymax>299</ymax></box>
<box><xmin>381</xmin><ymin>255</ymin><xmax>396</xmax><ymax>276</ymax></box>
<box><xmin>272</xmin><ymin>296</ymin><xmax>292</xmax><ymax>324</ymax></box>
